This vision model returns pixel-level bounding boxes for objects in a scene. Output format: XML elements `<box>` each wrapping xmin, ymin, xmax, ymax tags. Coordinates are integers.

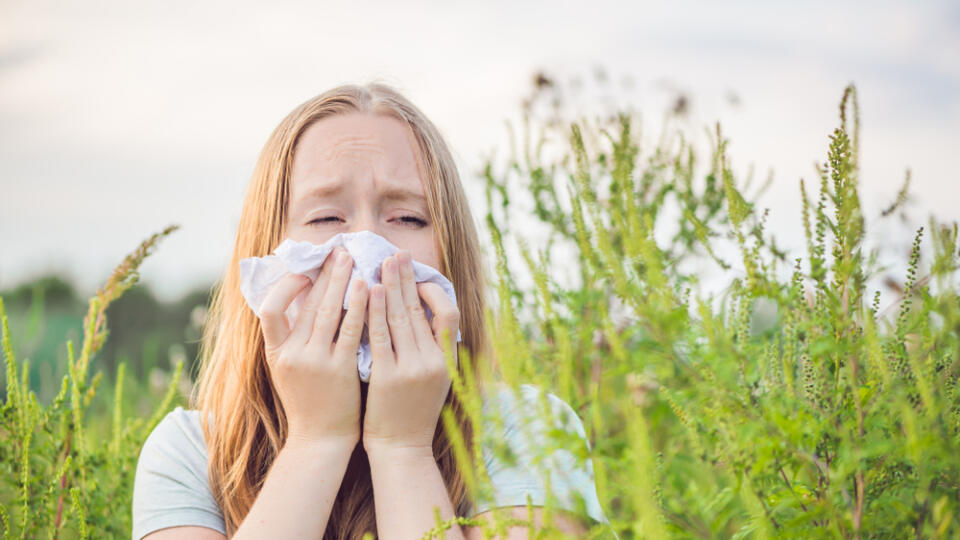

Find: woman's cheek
<box><xmin>405</xmin><ymin>233</ymin><xmax>440</xmax><ymax>272</ymax></box>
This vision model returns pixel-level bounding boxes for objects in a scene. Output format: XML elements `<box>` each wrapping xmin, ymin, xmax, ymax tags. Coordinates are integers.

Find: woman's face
<box><xmin>285</xmin><ymin>112</ymin><xmax>439</xmax><ymax>271</ymax></box>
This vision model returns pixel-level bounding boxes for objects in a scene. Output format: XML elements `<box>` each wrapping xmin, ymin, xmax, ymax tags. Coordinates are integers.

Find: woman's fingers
<box><xmin>257</xmin><ymin>245</ymin><xmax>363</xmax><ymax>446</ymax></box>
<box><xmin>367</xmin><ymin>283</ymin><xmax>396</xmax><ymax>376</ymax></box>
<box><xmin>381</xmin><ymin>255</ymin><xmax>418</xmax><ymax>356</ymax></box>
<box><xmin>362</xmin><ymin>277</ymin><xmax>456</xmax><ymax>454</ymax></box>
<box><xmin>416</xmin><ymin>282</ymin><xmax>460</xmax><ymax>359</ymax></box>
<box><xmin>332</xmin><ymin>277</ymin><xmax>368</xmax><ymax>363</ymax></box>
<box><xmin>259</xmin><ymin>273</ymin><xmax>312</xmax><ymax>353</ymax></box>
<box><xmin>306</xmin><ymin>249</ymin><xmax>356</xmax><ymax>348</ymax></box>
<box><xmin>288</xmin><ymin>246</ymin><xmax>345</xmax><ymax>345</ymax></box>
<box><xmin>395</xmin><ymin>250</ymin><xmax>435</xmax><ymax>352</ymax></box>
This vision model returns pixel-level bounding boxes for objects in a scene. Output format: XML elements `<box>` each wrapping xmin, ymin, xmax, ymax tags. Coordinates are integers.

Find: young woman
<box><xmin>131</xmin><ymin>82</ymin><xmax>608</xmax><ymax>539</ymax></box>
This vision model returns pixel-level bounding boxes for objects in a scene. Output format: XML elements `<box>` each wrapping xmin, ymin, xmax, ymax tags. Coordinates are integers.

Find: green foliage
<box><xmin>0</xmin><ymin>226</ymin><xmax>185</xmax><ymax>538</ymax></box>
<box><xmin>2</xmin><ymin>80</ymin><xmax>958</xmax><ymax>539</ymax></box>
<box><xmin>436</xmin><ymin>82</ymin><xmax>960</xmax><ymax>538</ymax></box>
<box><xmin>0</xmin><ymin>274</ymin><xmax>209</xmax><ymax>406</ymax></box>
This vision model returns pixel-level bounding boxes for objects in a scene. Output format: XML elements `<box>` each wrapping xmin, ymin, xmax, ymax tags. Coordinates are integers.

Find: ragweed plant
<box><xmin>433</xmin><ymin>81</ymin><xmax>960</xmax><ymax>539</ymax></box>
<box><xmin>2</xmin><ymin>80</ymin><xmax>957</xmax><ymax>540</ymax></box>
<box><xmin>0</xmin><ymin>225</ymin><xmax>184</xmax><ymax>539</ymax></box>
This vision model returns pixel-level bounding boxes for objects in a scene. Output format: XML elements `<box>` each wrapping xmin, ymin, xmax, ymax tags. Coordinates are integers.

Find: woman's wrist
<box><xmin>284</xmin><ymin>432</ymin><xmax>359</xmax><ymax>457</ymax></box>
<box><xmin>365</xmin><ymin>440</ymin><xmax>462</xmax><ymax>540</ymax></box>
<box><xmin>364</xmin><ymin>441</ymin><xmax>434</xmax><ymax>464</ymax></box>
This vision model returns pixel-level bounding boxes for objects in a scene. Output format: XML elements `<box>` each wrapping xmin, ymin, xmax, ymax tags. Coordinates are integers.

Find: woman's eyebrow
<box><xmin>380</xmin><ymin>185</ymin><xmax>427</xmax><ymax>204</ymax></box>
<box><xmin>304</xmin><ymin>182</ymin><xmax>344</xmax><ymax>200</ymax></box>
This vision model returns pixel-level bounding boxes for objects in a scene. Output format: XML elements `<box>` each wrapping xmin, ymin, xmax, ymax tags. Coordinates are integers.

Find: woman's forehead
<box><xmin>289</xmin><ymin>113</ymin><xmax>426</xmax><ymax>201</ymax></box>
<box><xmin>295</xmin><ymin>113</ymin><xmax>416</xmax><ymax>170</ymax></box>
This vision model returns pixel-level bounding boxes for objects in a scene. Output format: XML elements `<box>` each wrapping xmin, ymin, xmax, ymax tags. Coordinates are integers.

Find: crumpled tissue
<box><xmin>238</xmin><ymin>230</ymin><xmax>461</xmax><ymax>382</ymax></box>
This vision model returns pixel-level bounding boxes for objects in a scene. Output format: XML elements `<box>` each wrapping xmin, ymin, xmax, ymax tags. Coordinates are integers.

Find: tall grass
<box><xmin>0</xmin><ymin>226</ymin><xmax>184</xmax><ymax>538</ymax></box>
<box><xmin>1</xmin><ymin>83</ymin><xmax>957</xmax><ymax>539</ymax></box>
<box><xmin>440</xmin><ymin>83</ymin><xmax>960</xmax><ymax>538</ymax></box>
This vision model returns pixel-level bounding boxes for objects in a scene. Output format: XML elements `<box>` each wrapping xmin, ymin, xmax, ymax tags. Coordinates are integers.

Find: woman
<box><xmin>131</xmin><ymin>82</ymin><xmax>609</xmax><ymax>539</ymax></box>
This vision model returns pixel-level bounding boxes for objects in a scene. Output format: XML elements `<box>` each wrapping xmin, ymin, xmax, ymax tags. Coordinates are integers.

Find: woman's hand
<box><xmin>362</xmin><ymin>249</ymin><xmax>460</xmax><ymax>456</ymax></box>
<box><xmin>258</xmin><ymin>246</ymin><xmax>369</xmax><ymax>449</ymax></box>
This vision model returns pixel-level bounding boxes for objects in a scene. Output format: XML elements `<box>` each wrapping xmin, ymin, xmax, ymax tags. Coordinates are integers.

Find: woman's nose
<box><xmin>349</xmin><ymin>212</ymin><xmax>381</xmax><ymax>237</ymax></box>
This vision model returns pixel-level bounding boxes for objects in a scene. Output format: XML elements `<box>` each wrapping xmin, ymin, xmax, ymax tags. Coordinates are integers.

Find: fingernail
<box><xmin>338</xmin><ymin>252</ymin><xmax>350</xmax><ymax>266</ymax></box>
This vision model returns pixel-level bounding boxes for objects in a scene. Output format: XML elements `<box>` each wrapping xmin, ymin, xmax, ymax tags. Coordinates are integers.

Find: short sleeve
<box><xmin>473</xmin><ymin>383</ymin><xmax>610</xmax><ymax>527</ymax></box>
<box><xmin>131</xmin><ymin>406</ymin><xmax>226</xmax><ymax>540</ymax></box>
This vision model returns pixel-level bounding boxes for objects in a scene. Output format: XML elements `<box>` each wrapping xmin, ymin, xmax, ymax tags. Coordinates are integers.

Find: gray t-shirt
<box><xmin>132</xmin><ymin>383</ymin><xmax>610</xmax><ymax>539</ymax></box>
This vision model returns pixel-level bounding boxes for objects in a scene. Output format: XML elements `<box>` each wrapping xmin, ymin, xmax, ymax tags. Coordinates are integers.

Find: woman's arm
<box><xmin>146</xmin><ymin>249</ymin><xmax>367</xmax><ymax>540</ymax></box>
<box><xmin>367</xmin><ymin>447</ymin><xmax>588</xmax><ymax>540</ymax></box>
<box><xmin>144</xmin><ymin>438</ymin><xmax>354</xmax><ymax>540</ymax></box>
<box><xmin>361</xmin><ymin>252</ymin><xmax>465</xmax><ymax>538</ymax></box>
<box><xmin>231</xmin><ymin>438</ymin><xmax>354</xmax><ymax>539</ymax></box>
<box><xmin>367</xmin><ymin>446</ymin><xmax>465</xmax><ymax>539</ymax></box>
<box><xmin>363</xmin><ymin>255</ymin><xmax>590</xmax><ymax>538</ymax></box>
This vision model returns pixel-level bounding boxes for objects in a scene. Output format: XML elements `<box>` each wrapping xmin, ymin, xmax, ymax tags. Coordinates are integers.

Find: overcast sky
<box><xmin>1</xmin><ymin>0</ymin><xmax>958</xmax><ymax>302</ymax></box>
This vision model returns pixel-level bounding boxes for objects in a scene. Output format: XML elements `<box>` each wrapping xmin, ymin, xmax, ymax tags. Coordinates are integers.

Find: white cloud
<box><xmin>0</xmin><ymin>0</ymin><xmax>957</xmax><ymax>300</ymax></box>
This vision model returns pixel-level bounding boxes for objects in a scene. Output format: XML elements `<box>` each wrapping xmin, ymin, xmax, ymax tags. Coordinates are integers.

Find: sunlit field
<box><xmin>2</xmin><ymin>83</ymin><xmax>958</xmax><ymax>539</ymax></box>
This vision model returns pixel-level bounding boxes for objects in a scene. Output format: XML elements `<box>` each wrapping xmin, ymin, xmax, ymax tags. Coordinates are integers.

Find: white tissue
<box><xmin>238</xmin><ymin>230</ymin><xmax>461</xmax><ymax>382</ymax></box>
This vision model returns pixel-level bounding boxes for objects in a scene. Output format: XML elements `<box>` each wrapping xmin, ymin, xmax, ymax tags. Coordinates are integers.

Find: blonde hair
<box><xmin>192</xmin><ymin>82</ymin><xmax>490</xmax><ymax>538</ymax></box>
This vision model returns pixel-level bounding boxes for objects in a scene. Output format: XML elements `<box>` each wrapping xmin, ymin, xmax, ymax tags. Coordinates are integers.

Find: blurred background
<box><xmin>1</xmin><ymin>0</ymin><xmax>958</xmax><ymax>405</ymax></box>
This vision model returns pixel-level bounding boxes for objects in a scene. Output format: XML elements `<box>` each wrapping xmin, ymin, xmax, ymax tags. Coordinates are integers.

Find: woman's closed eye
<box><xmin>308</xmin><ymin>216</ymin><xmax>427</xmax><ymax>228</ymax></box>
<box><xmin>308</xmin><ymin>216</ymin><xmax>342</xmax><ymax>225</ymax></box>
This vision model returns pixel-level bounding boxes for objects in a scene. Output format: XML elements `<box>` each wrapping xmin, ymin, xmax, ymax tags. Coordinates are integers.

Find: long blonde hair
<box><xmin>192</xmin><ymin>82</ymin><xmax>490</xmax><ymax>538</ymax></box>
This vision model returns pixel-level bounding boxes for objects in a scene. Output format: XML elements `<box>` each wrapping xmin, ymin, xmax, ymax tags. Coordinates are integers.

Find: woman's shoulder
<box><xmin>132</xmin><ymin>406</ymin><xmax>225</xmax><ymax>539</ymax></box>
<box><xmin>474</xmin><ymin>383</ymin><xmax>609</xmax><ymax>526</ymax></box>
<box><xmin>479</xmin><ymin>382</ymin><xmax>590</xmax><ymax>443</ymax></box>
<box><xmin>141</xmin><ymin>406</ymin><xmax>210</xmax><ymax>457</ymax></box>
